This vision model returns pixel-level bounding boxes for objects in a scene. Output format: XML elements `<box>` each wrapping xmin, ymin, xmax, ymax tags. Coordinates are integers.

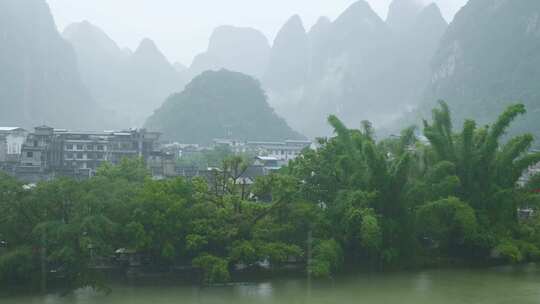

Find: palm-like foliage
<box><xmin>423</xmin><ymin>101</ymin><xmax>540</xmax><ymax>219</ymax></box>
<box><xmin>290</xmin><ymin>115</ymin><xmax>416</xmax><ymax>264</ymax></box>
<box><xmin>3</xmin><ymin>102</ymin><xmax>540</xmax><ymax>288</ymax></box>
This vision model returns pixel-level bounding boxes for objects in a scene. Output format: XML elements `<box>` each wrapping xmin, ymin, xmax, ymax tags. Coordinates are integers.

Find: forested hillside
<box><xmin>145</xmin><ymin>69</ymin><xmax>303</xmax><ymax>143</ymax></box>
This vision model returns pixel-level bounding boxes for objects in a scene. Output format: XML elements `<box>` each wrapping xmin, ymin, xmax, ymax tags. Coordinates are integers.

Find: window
<box><xmin>97</xmin><ymin>145</ymin><xmax>104</xmax><ymax>151</ymax></box>
<box><xmin>26</xmin><ymin>151</ymin><xmax>33</xmax><ymax>158</ymax></box>
<box><xmin>66</xmin><ymin>144</ymin><xmax>74</xmax><ymax>150</ymax></box>
<box><xmin>33</xmin><ymin>140</ymin><xmax>38</xmax><ymax>147</ymax></box>
<box><xmin>66</xmin><ymin>152</ymin><xmax>74</xmax><ymax>159</ymax></box>
<box><xmin>76</xmin><ymin>144</ymin><xmax>83</xmax><ymax>150</ymax></box>
<box><xmin>87</xmin><ymin>144</ymin><xmax>94</xmax><ymax>150</ymax></box>
<box><xmin>76</xmin><ymin>152</ymin><xmax>83</xmax><ymax>159</ymax></box>
<box><xmin>97</xmin><ymin>153</ymin><xmax>104</xmax><ymax>159</ymax></box>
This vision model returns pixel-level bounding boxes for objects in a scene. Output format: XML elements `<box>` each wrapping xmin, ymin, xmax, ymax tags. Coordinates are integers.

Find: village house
<box><xmin>0</xmin><ymin>127</ymin><xmax>28</xmax><ymax>167</ymax></box>
<box><xmin>246</xmin><ymin>140</ymin><xmax>312</xmax><ymax>162</ymax></box>
<box><xmin>16</xmin><ymin>126</ymin><xmax>162</xmax><ymax>181</ymax></box>
<box><xmin>212</xmin><ymin>138</ymin><xmax>312</xmax><ymax>162</ymax></box>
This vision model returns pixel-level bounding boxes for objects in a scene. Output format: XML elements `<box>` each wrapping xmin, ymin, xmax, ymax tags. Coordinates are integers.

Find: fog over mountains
<box><xmin>63</xmin><ymin>22</ymin><xmax>187</xmax><ymax>126</ymax></box>
<box><xmin>261</xmin><ymin>0</ymin><xmax>448</xmax><ymax>136</ymax></box>
<box><xmin>174</xmin><ymin>0</ymin><xmax>449</xmax><ymax>137</ymax></box>
<box><xmin>263</xmin><ymin>15</ymin><xmax>310</xmax><ymax>94</ymax></box>
<box><xmin>2</xmin><ymin>0</ymin><xmax>540</xmax><ymax>142</ymax></box>
<box><xmin>0</xmin><ymin>0</ymin><xmax>111</xmax><ymax>129</ymax></box>
<box><xmin>414</xmin><ymin>0</ymin><xmax>540</xmax><ymax>140</ymax></box>
<box><xmin>187</xmin><ymin>26</ymin><xmax>271</xmax><ymax>81</ymax></box>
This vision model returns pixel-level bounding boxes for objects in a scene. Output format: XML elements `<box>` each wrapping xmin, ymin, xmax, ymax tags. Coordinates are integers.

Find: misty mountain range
<box><xmin>181</xmin><ymin>0</ymin><xmax>448</xmax><ymax>137</ymax></box>
<box><xmin>63</xmin><ymin>21</ymin><xmax>187</xmax><ymax>126</ymax></box>
<box><xmin>412</xmin><ymin>0</ymin><xmax>540</xmax><ymax>141</ymax></box>
<box><xmin>0</xmin><ymin>0</ymin><xmax>110</xmax><ymax>129</ymax></box>
<box><xmin>2</xmin><ymin>0</ymin><xmax>540</xmax><ymax>142</ymax></box>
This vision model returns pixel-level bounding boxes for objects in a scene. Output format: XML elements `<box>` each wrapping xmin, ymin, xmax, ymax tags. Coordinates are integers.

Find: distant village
<box><xmin>0</xmin><ymin>126</ymin><xmax>313</xmax><ymax>184</ymax></box>
<box><xmin>2</xmin><ymin>125</ymin><xmax>540</xmax><ymax>191</ymax></box>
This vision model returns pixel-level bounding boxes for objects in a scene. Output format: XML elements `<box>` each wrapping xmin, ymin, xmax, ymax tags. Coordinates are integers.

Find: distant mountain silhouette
<box><xmin>0</xmin><ymin>0</ymin><xmax>112</xmax><ymax>129</ymax></box>
<box><xmin>263</xmin><ymin>15</ymin><xmax>309</xmax><ymax>94</ymax></box>
<box><xmin>261</xmin><ymin>0</ymin><xmax>447</xmax><ymax>137</ymax></box>
<box><xmin>386</xmin><ymin>0</ymin><xmax>424</xmax><ymax>31</ymax></box>
<box><xmin>145</xmin><ymin>69</ymin><xmax>303</xmax><ymax>144</ymax></box>
<box><xmin>188</xmin><ymin>26</ymin><xmax>271</xmax><ymax>80</ymax></box>
<box><xmin>64</xmin><ymin>22</ymin><xmax>187</xmax><ymax>126</ymax></box>
<box><xmin>414</xmin><ymin>0</ymin><xmax>540</xmax><ymax>139</ymax></box>
<box><xmin>13</xmin><ymin>0</ymin><xmax>540</xmax><ymax>142</ymax></box>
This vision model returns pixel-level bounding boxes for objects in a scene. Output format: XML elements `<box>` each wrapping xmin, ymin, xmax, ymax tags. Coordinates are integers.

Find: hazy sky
<box><xmin>47</xmin><ymin>0</ymin><xmax>467</xmax><ymax>65</ymax></box>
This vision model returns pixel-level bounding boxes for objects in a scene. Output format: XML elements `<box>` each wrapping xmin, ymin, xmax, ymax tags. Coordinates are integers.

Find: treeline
<box><xmin>1</xmin><ymin>102</ymin><xmax>540</xmax><ymax>292</ymax></box>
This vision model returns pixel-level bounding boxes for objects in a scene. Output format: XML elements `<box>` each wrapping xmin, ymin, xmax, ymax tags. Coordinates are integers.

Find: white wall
<box><xmin>6</xmin><ymin>134</ymin><xmax>26</xmax><ymax>155</ymax></box>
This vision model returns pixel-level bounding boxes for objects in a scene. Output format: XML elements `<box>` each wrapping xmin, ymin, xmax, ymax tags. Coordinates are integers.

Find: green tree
<box><xmin>192</xmin><ymin>254</ymin><xmax>230</xmax><ymax>284</ymax></box>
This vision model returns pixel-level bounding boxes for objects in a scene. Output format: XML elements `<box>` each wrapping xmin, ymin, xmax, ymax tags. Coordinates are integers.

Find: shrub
<box><xmin>308</xmin><ymin>239</ymin><xmax>343</xmax><ymax>278</ymax></box>
<box><xmin>192</xmin><ymin>254</ymin><xmax>230</xmax><ymax>284</ymax></box>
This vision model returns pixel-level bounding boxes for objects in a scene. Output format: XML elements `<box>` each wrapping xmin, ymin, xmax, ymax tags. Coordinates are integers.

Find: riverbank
<box><xmin>1</xmin><ymin>260</ymin><xmax>537</xmax><ymax>298</ymax></box>
<box><xmin>2</xmin><ymin>263</ymin><xmax>539</xmax><ymax>304</ymax></box>
<box><xmin>2</xmin><ymin>103</ymin><xmax>540</xmax><ymax>297</ymax></box>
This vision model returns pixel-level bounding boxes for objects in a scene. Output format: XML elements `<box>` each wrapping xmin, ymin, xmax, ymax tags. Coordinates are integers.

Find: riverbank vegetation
<box><xmin>1</xmin><ymin>102</ymin><xmax>540</xmax><ymax>292</ymax></box>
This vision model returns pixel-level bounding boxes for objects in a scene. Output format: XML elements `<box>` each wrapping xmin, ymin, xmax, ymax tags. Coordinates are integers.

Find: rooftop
<box><xmin>256</xmin><ymin>156</ymin><xmax>279</xmax><ymax>161</ymax></box>
<box><xmin>248</xmin><ymin>140</ymin><xmax>312</xmax><ymax>146</ymax></box>
<box><xmin>0</xmin><ymin>127</ymin><xmax>26</xmax><ymax>132</ymax></box>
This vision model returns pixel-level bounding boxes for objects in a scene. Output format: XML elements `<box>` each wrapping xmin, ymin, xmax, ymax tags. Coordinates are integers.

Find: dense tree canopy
<box><xmin>1</xmin><ymin>102</ymin><xmax>540</xmax><ymax>293</ymax></box>
<box><xmin>145</xmin><ymin>69</ymin><xmax>303</xmax><ymax>144</ymax></box>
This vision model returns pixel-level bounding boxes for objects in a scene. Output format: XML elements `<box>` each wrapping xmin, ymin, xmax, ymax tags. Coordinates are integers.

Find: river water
<box><xmin>2</xmin><ymin>264</ymin><xmax>539</xmax><ymax>304</ymax></box>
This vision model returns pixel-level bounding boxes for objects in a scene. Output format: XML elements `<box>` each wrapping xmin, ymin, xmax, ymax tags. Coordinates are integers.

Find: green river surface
<box><xmin>2</xmin><ymin>264</ymin><xmax>539</xmax><ymax>304</ymax></box>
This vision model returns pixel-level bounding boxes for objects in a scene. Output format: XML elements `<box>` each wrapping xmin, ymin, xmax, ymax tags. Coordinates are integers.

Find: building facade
<box><xmin>246</xmin><ymin>140</ymin><xmax>312</xmax><ymax>162</ymax></box>
<box><xmin>0</xmin><ymin>127</ymin><xmax>27</xmax><ymax>163</ymax></box>
<box><xmin>16</xmin><ymin>126</ymin><xmax>161</xmax><ymax>180</ymax></box>
<box><xmin>212</xmin><ymin>138</ymin><xmax>312</xmax><ymax>162</ymax></box>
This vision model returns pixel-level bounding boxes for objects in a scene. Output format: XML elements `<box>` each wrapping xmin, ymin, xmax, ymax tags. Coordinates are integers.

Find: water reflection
<box><xmin>414</xmin><ymin>272</ymin><xmax>432</xmax><ymax>293</ymax></box>
<box><xmin>2</xmin><ymin>265</ymin><xmax>540</xmax><ymax>304</ymax></box>
<box><xmin>236</xmin><ymin>282</ymin><xmax>273</xmax><ymax>298</ymax></box>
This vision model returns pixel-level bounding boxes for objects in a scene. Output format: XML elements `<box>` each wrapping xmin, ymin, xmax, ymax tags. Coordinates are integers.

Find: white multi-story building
<box><xmin>246</xmin><ymin>140</ymin><xmax>312</xmax><ymax>162</ymax></box>
<box><xmin>211</xmin><ymin>139</ymin><xmax>312</xmax><ymax>162</ymax></box>
<box><xmin>0</xmin><ymin>127</ymin><xmax>27</xmax><ymax>163</ymax></box>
